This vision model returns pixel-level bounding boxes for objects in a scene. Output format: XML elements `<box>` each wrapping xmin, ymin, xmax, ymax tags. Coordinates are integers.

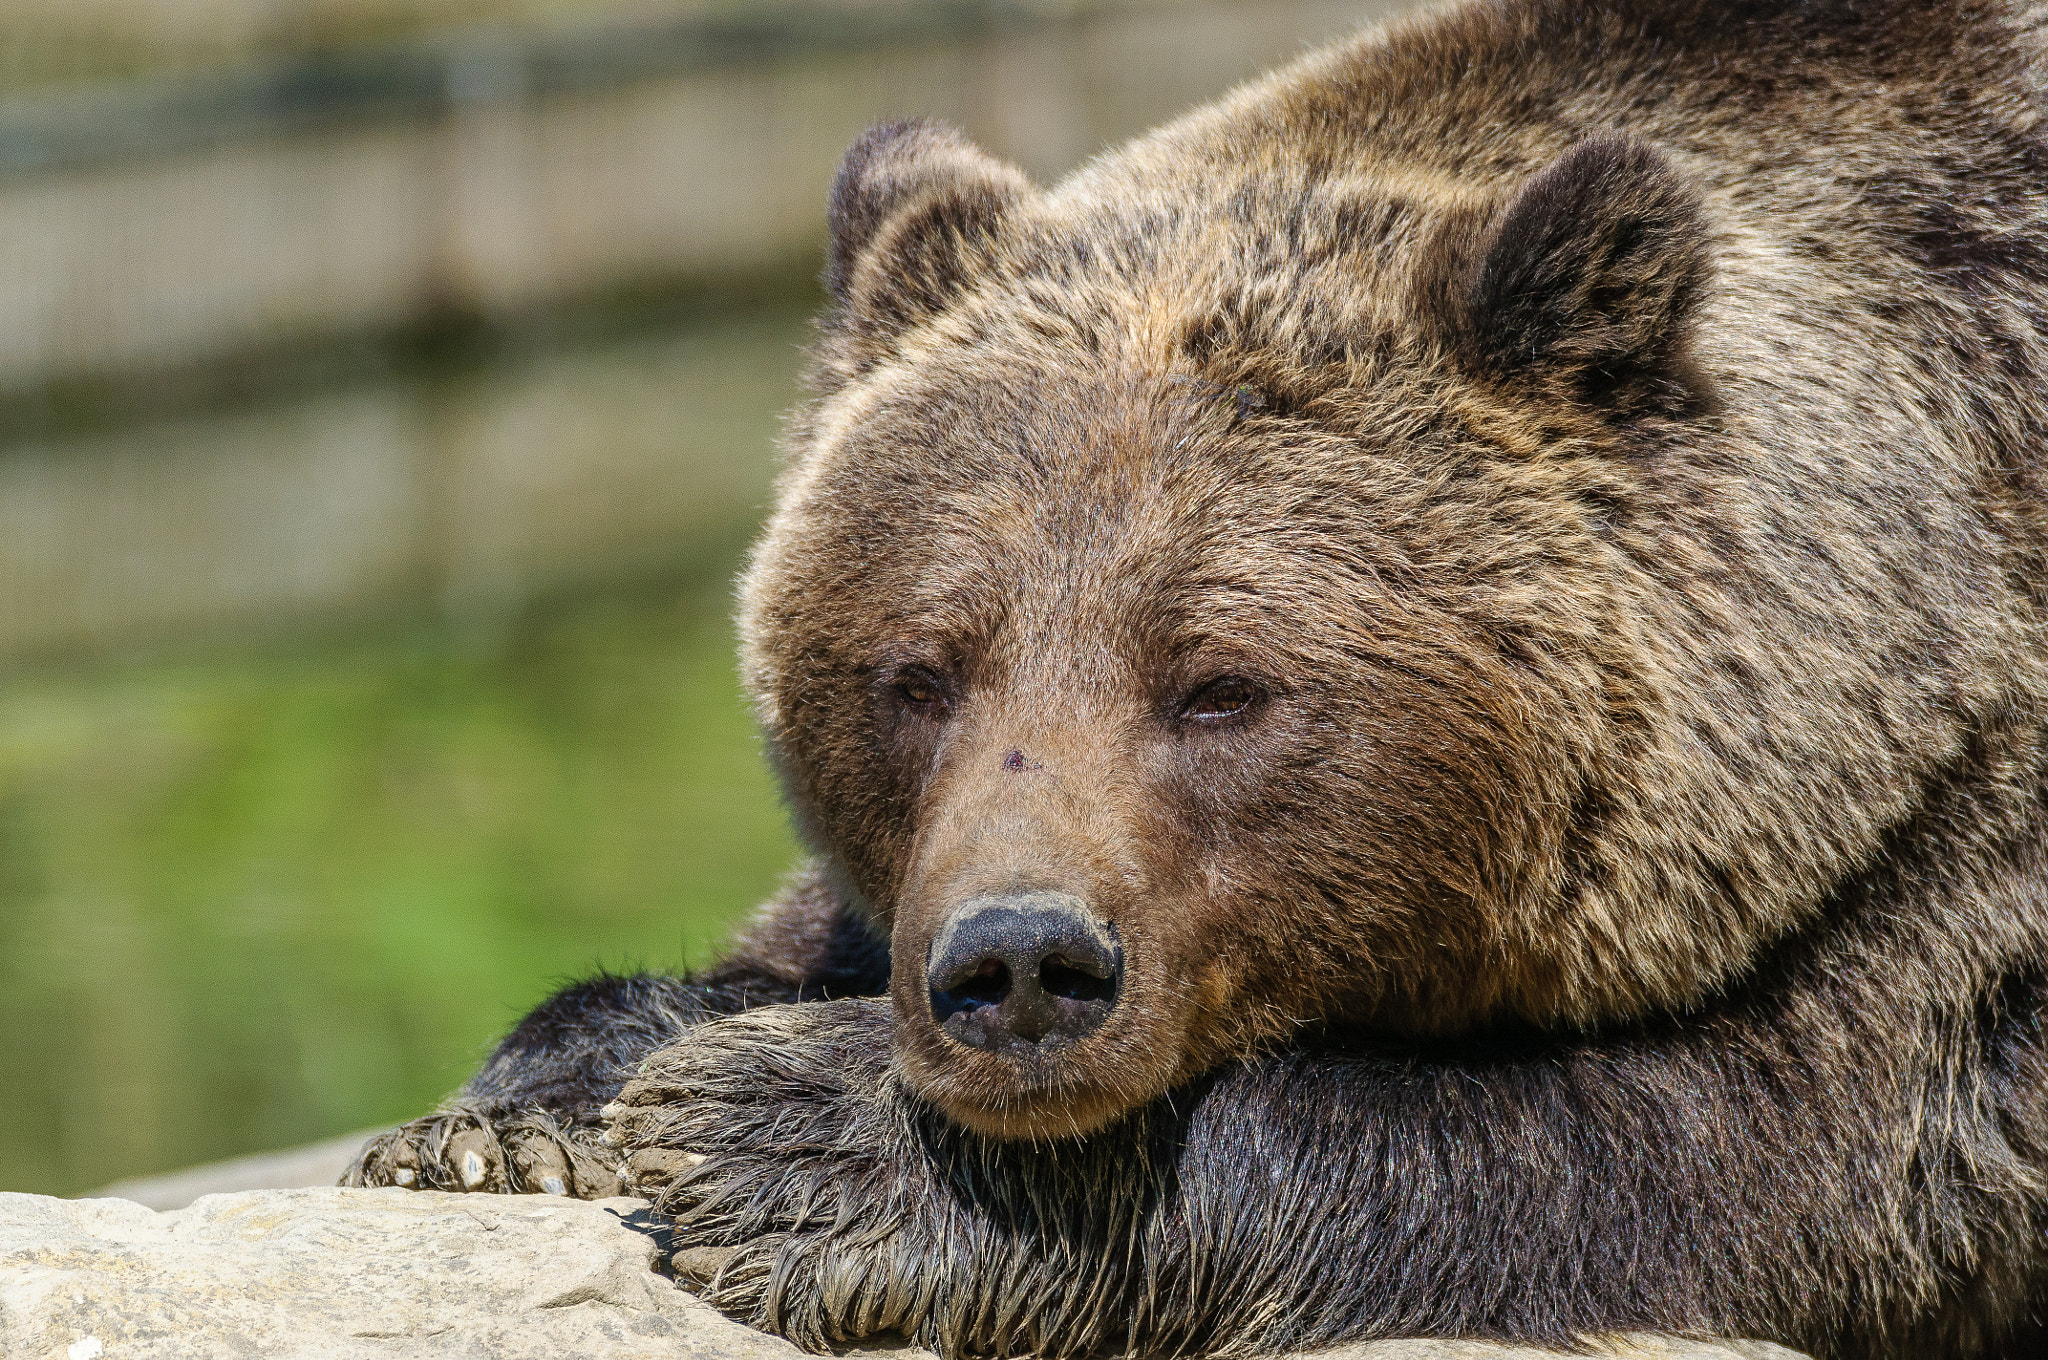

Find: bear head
<box><xmin>736</xmin><ymin>116</ymin><xmax>1879</xmax><ymax>1139</ymax></box>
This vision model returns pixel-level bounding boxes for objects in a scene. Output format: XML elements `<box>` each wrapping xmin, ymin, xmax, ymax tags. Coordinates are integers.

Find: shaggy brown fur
<box><xmin>352</xmin><ymin>0</ymin><xmax>2048</xmax><ymax>1355</ymax></box>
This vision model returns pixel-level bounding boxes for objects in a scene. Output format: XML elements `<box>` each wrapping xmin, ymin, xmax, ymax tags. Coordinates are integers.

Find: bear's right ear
<box><xmin>824</xmin><ymin>120</ymin><xmax>1031</xmax><ymax>357</ymax></box>
<box><xmin>1449</xmin><ymin>134</ymin><xmax>1711</xmax><ymax>414</ymax></box>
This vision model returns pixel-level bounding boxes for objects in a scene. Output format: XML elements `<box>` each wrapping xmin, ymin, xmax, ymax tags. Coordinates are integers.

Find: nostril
<box><xmin>1039</xmin><ymin>955</ymin><xmax>1116</xmax><ymax>1006</ymax></box>
<box><xmin>932</xmin><ymin>957</ymin><xmax>1013</xmax><ymax>1025</ymax></box>
<box><xmin>946</xmin><ymin>960</ymin><xmax>1010</xmax><ymax>1011</ymax></box>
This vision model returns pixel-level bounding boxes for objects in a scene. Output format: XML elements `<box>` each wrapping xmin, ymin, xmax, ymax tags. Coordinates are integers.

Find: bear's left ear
<box><xmin>824</xmin><ymin>120</ymin><xmax>1032</xmax><ymax>360</ymax></box>
<box><xmin>1453</xmin><ymin>134</ymin><xmax>1711</xmax><ymax>413</ymax></box>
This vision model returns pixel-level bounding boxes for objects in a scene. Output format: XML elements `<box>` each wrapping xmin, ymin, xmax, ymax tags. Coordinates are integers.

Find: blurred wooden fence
<box><xmin>0</xmin><ymin>0</ymin><xmax>1399</xmax><ymax>659</ymax></box>
<box><xmin>0</xmin><ymin>0</ymin><xmax>1385</xmax><ymax>400</ymax></box>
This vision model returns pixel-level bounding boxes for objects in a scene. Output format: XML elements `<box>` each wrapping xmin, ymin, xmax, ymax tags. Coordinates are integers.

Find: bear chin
<box><xmin>893</xmin><ymin>1011</ymin><xmax>1181</xmax><ymax>1141</ymax></box>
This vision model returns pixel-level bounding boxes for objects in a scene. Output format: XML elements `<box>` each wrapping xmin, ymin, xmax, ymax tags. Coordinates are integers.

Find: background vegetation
<box><xmin>0</xmin><ymin>552</ymin><xmax>798</xmax><ymax>1195</ymax></box>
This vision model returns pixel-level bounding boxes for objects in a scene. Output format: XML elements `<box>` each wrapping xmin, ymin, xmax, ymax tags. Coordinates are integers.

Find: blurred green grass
<box><xmin>0</xmin><ymin>562</ymin><xmax>800</xmax><ymax>1196</ymax></box>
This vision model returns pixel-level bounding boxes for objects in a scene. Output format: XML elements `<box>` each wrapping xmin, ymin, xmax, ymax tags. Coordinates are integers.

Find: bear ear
<box><xmin>824</xmin><ymin>119</ymin><xmax>1032</xmax><ymax>352</ymax></box>
<box><xmin>1454</xmin><ymin>134</ymin><xmax>1711</xmax><ymax>413</ymax></box>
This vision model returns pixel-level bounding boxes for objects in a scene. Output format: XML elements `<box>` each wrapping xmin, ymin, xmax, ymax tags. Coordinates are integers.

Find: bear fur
<box><xmin>349</xmin><ymin>0</ymin><xmax>2048</xmax><ymax>1355</ymax></box>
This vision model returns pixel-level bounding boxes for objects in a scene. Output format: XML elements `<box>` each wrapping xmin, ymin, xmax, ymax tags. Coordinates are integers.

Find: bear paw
<box><xmin>343</xmin><ymin>1104</ymin><xmax>625</xmax><ymax>1198</ymax></box>
<box><xmin>604</xmin><ymin>998</ymin><xmax>948</xmax><ymax>1351</ymax></box>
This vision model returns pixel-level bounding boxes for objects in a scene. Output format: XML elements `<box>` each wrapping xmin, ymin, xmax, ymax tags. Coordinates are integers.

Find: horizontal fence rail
<box><xmin>0</xmin><ymin>1</ymin><xmax>1092</xmax><ymax>181</ymax></box>
<box><xmin>0</xmin><ymin>0</ymin><xmax>1382</xmax><ymax>404</ymax></box>
<box><xmin>0</xmin><ymin>0</ymin><xmax>1397</xmax><ymax>659</ymax></box>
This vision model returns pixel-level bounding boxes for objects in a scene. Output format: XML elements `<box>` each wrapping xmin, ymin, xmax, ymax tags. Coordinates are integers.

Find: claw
<box><xmin>623</xmin><ymin>1146</ymin><xmax>712</xmax><ymax>1196</ymax></box>
<box><xmin>341</xmin><ymin>1126</ymin><xmax>424</xmax><ymax>1191</ymax></box>
<box><xmin>670</xmin><ymin>1244</ymin><xmax>738</xmax><ymax>1282</ymax></box>
<box><xmin>505</xmin><ymin>1125</ymin><xmax>573</xmax><ymax>1194</ymax></box>
<box><xmin>441</xmin><ymin>1126</ymin><xmax>505</xmax><ymax>1193</ymax></box>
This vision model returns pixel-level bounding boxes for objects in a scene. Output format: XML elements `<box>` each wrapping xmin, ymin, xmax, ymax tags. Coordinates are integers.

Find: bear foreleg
<box><xmin>604</xmin><ymin>986</ymin><xmax>2048</xmax><ymax>1360</ymax></box>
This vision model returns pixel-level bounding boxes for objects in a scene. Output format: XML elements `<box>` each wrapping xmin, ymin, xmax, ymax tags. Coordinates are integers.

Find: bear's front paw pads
<box><xmin>343</xmin><ymin>1107</ymin><xmax>623</xmax><ymax>1198</ymax></box>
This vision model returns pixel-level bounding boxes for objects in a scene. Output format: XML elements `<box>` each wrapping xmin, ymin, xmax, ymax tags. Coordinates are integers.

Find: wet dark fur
<box><xmin>352</xmin><ymin>0</ymin><xmax>2048</xmax><ymax>1355</ymax></box>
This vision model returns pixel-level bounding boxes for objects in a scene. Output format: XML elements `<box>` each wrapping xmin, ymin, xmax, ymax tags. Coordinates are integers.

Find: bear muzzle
<box><xmin>925</xmin><ymin>891</ymin><xmax>1123</xmax><ymax>1058</ymax></box>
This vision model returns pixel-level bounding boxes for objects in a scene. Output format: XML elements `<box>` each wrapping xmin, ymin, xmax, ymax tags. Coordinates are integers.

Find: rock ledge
<box><xmin>0</xmin><ymin>1188</ymin><xmax>1807</xmax><ymax>1360</ymax></box>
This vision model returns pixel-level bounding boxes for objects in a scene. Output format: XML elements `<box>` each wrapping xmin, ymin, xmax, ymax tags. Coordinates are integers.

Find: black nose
<box><xmin>927</xmin><ymin>892</ymin><xmax>1122</xmax><ymax>1057</ymax></box>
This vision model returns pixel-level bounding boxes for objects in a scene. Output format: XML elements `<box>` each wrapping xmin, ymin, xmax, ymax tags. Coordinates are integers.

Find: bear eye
<box><xmin>1179</xmin><ymin>675</ymin><xmax>1265</xmax><ymax>724</ymax></box>
<box><xmin>890</xmin><ymin>667</ymin><xmax>950</xmax><ymax>714</ymax></box>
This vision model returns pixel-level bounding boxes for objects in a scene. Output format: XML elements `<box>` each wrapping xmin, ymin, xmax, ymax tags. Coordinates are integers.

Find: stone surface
<box><xmin>0</xmin><ymin>1188</ymin><xmax>810</xmax><ymax>1360</ymax></box>
<box><xmin>1331</xmin><ymin>1346</ymin><xmax>1800</xmax><ymax>1360</ymax></box>
<box><xmin>0</xmin><ymin>1187</ymin><xmax>1810</xmax><ymax>1360</ymax></box>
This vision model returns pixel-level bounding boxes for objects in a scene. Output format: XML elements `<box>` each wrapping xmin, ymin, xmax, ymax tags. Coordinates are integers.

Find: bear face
<box><xmin>738</xmin><ymin>75</ymin><xmax>2039</xmax><ymax>1139</ymax></box>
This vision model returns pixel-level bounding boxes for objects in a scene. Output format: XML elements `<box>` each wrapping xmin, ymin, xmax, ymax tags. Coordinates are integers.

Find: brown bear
<box><xmin>348</xmin><ymin>0</ymin><xmax>2048</xmax><ymax>1355</ymax></box>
